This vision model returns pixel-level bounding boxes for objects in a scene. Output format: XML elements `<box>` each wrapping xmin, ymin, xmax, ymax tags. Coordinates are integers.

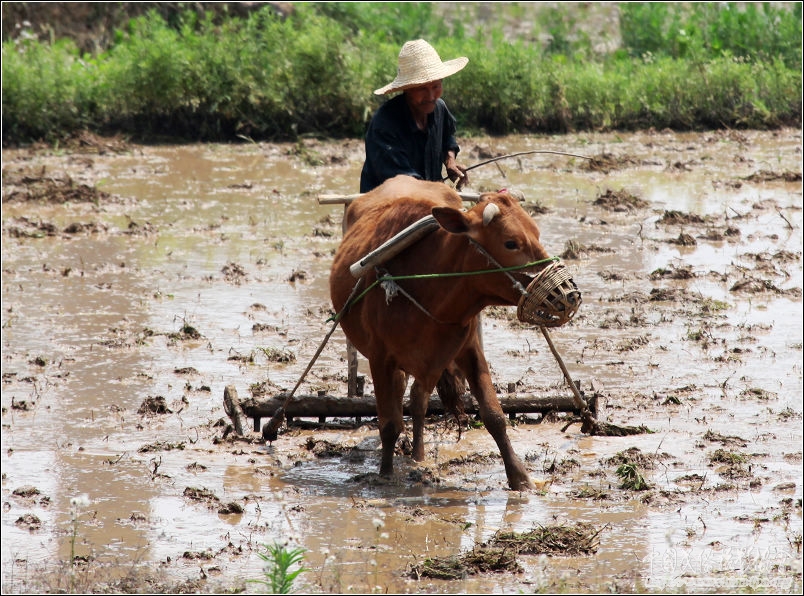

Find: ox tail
<box><xmin>436</xmin><ymin>368</ymin><xmax>469</xmax><ymax>428</ymax></box>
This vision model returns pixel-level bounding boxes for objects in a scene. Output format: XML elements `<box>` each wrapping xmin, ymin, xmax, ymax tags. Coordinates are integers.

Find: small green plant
<box><xmin>686</xmin><ymin>328</ymin><xmax>704</xmax><ymax>342</ymax></box>
<box><xmin>699</xmin><ymin>298</ymin><xmax>729</xmax><ymax>313</ymax></box>
<box><xmin>616</xmin><ymin>463</ymin><xmax>651</xmax><ymax>490</ymax></box>
<box><xmin>259</xmin><ymin>346</ymin><xmax>297</xmax><ymax>363</ymax></box>
<box><xmin>250</xmin><ymin>542</ymin><xmax>309</xmax><ymax>594</ymax></box>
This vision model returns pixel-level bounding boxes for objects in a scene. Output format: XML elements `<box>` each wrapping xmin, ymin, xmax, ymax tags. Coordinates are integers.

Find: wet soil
<box><xmin>1</xmin><ymin>128</ymin><xmax>802</xmax><ymax>593</ymax></box>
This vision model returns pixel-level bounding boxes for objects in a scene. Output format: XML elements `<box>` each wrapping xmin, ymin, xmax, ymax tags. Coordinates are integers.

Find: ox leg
<box><xmin>456</xmin><ymin>350</ymin><xmax>533</xmax><ymax>491</ymax></box>
<box><xmin>408</xmin><ymin>380</ymin><xmax>431</xmax><ymax>462</ymax></box>
<box><xmin>372</xmin><ymin>366</ymin><xmax>408</xmax><ymax>477</ymax></box>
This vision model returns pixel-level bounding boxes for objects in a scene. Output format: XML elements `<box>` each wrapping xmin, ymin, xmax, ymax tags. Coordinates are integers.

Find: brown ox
<box><xmin>330</xmin><ymin>175</ymin><xmax>554</xmax><ymax>491</ymax></box>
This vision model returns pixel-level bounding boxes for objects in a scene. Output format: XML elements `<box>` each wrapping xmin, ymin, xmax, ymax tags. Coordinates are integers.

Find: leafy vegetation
<box><xmin>616</xmin><ymin>463</ymin><xmax>651</xmax><ymax>491</ymax></box>
<box><xmin>2</xmin><ymin>2</ymin><xmax>801</xmax><ymax>144</ymax></box>
<box><xmin>619</xmin><ymin>2</ymin><xmax>801</xmax><ymax>69</ymax></box>
<box><xmin>250</xmin><ymin>542</ymin><xmax>309</xmax><ymax>594</ymax></box>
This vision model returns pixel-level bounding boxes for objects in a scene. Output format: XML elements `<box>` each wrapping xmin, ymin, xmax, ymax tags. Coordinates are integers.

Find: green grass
<box><xmin>2</xmin><ymin>2</ymin><xmax>801</xmax><ymax>144</ymax></box>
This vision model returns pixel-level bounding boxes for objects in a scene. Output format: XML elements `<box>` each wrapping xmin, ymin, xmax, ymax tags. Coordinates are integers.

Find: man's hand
<box><xmin>445</xmin><ymin>152</ymin><xmax>469</xmax><ymax>190</ymax></box>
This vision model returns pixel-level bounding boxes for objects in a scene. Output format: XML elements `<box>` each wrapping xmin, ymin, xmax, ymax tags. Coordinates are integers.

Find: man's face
<box><xmin>404</xmin><ymin>80</ymin><xmax>443</xmax><ymax>116</ymax></box>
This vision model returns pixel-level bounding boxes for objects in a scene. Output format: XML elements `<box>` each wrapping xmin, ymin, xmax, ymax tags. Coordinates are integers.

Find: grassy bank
<box><xmin>2</xmin><ymin>2</ymin><xmax>801</xmax><ymax>145</ymax></box>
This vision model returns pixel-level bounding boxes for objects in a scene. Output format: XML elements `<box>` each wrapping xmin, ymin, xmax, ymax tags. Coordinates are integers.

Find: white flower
<box><xmin>372</xmin><ymin>517</ymin><xmax>385</xmax><ymax>530</ymax></box>
<box><xmin>70</xmin><ymin>494</ymin><xmax>91</xmax><ymax>508</ymax></box>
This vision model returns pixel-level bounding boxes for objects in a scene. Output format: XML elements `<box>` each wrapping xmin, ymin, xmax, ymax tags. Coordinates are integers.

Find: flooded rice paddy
<box><xmin>2</xmin><ymin>128</ymin><xmax>802</xmax><ymax>593</ymax></box>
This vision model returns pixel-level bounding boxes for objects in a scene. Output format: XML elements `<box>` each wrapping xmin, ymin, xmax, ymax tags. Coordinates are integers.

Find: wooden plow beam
<box><xmin>224</xmin><ymin>384</ymin><xmax>598</xmax><ymax>437</ymax></box>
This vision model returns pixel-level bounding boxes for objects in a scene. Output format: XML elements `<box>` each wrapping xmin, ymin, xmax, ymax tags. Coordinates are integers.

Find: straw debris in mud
<box><xmin>743</xmin><ymin>169</ymin><xmax>802</xmax><ymax>183</ymax></box>
<box><xmin>703</xmin><ymin>430</ymin><xmax>748</xmax><ymax>448</ymax></box>
<box><xmin>410</xmin><ymin>522</ymin><xmax>604</xmax><ymax>580</ymax></box>
<box><xmin>183</xmin><ymin>487</ymin><xmax>220</xmax><ymax>504</ymax></box>
<box><xmin>605</xmin><ymin>446</ymin><xmax>668</xmax><ymax>470</ymax></box>
<box><xmin>593</xmin><ymin>188</ymin><xmax>648</xmax><ymax>211</ymax></box>
<box><xmin>582</xmin><ymin>152</ymin><xmax>642</xmax><ymax>173</ymax></box>
<box><xmin>410</xmin><ymin>547</ymin><xmax>522</xmax><ymax>580</ymax></box>
<box><xmin>658</xmin><ymin>210</ymin><xmax>708</xmax><ymax>225</ymax></box>
<box><xmin>304</xmin><ymin>437</ymin><xmax>358</xmax><ymax>458</ymax></box>
<box><xmin>1</xmin><ymin>167</ymin><xmax>115</xmax><ymax>205</ymax></box>
<box><xmin>490</xmin><ymin>522</ymin><xmax>605</xmax><ymax>556</ymax></box>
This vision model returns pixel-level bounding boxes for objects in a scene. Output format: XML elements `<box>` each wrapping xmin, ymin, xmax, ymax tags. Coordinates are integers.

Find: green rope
<box><xmin>327</xmin><ymin>255</ymin><xmax>559</xmax><ymax>323</ymax></box>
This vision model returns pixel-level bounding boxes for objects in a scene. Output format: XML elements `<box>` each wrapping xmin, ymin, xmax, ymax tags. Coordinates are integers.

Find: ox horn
<box><xmin>482</xmin><ymin>202</ymin><xmax>500</xmax><ymax>226</ymax></box>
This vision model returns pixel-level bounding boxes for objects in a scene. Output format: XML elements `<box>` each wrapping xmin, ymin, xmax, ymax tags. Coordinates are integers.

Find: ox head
<box><xmin>431</xmin><ymin>190</ymin><xmax>581</xmax><ymax>326</ymax></box>
<box><xmin>430</xmin><ymin>190</ymin><xmax>550</xmax><ymax>296</ymax></box>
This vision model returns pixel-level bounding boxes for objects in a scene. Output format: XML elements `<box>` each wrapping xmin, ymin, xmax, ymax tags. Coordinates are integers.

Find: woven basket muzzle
<box><xmin>517</xmin><ymin>262</ymin><xmax>582</xmax><ymax>327</ymax></box>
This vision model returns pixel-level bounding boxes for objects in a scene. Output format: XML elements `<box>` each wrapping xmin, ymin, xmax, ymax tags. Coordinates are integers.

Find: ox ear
<box><xmin>431</xmin><ymin>206</ymin><xmax>470</xmax><ymax>234</ymax></box>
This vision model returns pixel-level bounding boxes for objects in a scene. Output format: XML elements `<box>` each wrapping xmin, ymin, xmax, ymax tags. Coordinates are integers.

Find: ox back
<box><xmin>330</xmin><ymin>175</ymin><xmax>551</xmax><ymax>490</ymax></box>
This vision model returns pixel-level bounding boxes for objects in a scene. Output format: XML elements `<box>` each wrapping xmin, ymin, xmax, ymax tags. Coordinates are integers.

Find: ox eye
<box><xmin>504</xmin><ymin>240</ymin><xmax>518</xmax><ymax>250</ymax></box>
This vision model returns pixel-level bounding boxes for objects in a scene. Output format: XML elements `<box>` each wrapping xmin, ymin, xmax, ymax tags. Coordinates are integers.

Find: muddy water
<box><xmin>2</xmin><ymin>129</ymin><xmax>802</xmax><ymax>593</ymax></box>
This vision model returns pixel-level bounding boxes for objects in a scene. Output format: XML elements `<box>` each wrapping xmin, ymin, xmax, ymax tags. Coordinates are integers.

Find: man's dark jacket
<box><xmin>360</xmin><ymin>94</ymin><xmax>460</xmax><ymax>193</ymax></box>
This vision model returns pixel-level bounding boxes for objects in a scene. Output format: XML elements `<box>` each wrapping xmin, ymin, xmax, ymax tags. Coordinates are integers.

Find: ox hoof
<box><xmin>262</xmin><ymin>423</ymin><xmax>278</xmax><ymax>443</ymax></box>
<box><xmin>509</xmin><ymin>476</ymin><xmax>535</xmax><ymax>492</ymax></box>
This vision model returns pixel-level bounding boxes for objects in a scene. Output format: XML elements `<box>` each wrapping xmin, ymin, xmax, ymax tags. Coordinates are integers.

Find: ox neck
<box><xmin>370</xmin><ymin>242</ymin><xmax>547</xmax><ymax>327</ymax></box>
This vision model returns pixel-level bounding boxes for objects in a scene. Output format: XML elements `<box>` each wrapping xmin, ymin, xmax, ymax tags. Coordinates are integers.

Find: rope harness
<box><xmin>372</xmin><ymin>239</ymin><xmax>555</xmax><ymax>325</ymax></box>
<box><xmin>331</xmin><ymin>251</ymin><xmax>560</xmax><ymax>325</ymax></box>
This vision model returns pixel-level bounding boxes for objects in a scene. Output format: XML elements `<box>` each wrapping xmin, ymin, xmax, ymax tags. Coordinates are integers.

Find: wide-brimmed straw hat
<box><xmin>374</xmin><ymin>39</ymin><xmax>468</xmax><ymax>96</ymax></box>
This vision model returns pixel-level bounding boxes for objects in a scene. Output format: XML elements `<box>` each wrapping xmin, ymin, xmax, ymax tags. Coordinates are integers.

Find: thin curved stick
<box><xmin>443</xmin><ymin>149</ymin><xmax>593</xmax><ymax>182</ymax></box>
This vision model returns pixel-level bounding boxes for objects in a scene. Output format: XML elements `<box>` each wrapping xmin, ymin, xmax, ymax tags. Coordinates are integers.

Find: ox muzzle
<box><xmin>516</xmin><ymin>262</ymin><xmax>582</xmax><ymax>327</ymax></box>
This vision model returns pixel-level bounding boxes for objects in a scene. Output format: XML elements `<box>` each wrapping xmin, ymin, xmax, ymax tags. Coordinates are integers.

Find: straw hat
<box><xmin>374</xmin><ymin>39</ymin><xmax>468</xmax><ymax>95</ymax></box>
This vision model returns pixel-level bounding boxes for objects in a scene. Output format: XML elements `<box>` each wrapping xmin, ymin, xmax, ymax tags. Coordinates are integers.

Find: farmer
<box><xmin>359</xmin><ymin>39</ymin><xmax>470</xmax><ymax>193</ymax></box>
